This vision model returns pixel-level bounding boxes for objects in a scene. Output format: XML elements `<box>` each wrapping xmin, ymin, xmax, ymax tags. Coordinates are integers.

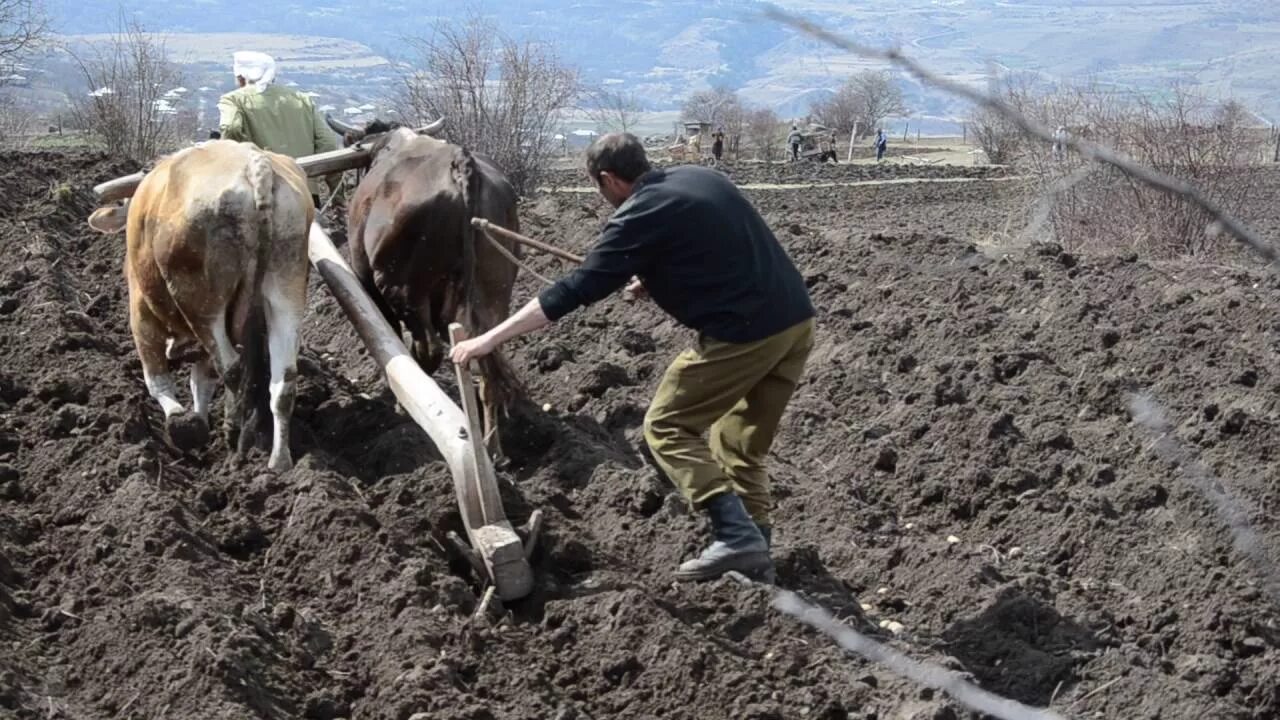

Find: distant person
<box><xmin>1052</xmin><ymin>125</ymin><xmax>1069</xmax><ymax>161</ymax></box>
<box><xmin>787</xmin><ymin>125</ymin><xmax>803</xmax><ymax>161</ymax></box>
<box><xmin>874</xmin><ymin>128</ymin><xmax>888</xmax><ymax>161</ymax></box>
<box><xmin>712</xmin><ymin>126</ymin><xmax>725</xmax><ymax>163</ymax></box>
<box><xmin>821</xmin><ymin>133</ymin><xmax>838</xmax><ymax>163</ymax></box>
<box><xmin>218</xmin><ymin>51</ymin><xmax>340</xmax><ymax>207</ymax></box>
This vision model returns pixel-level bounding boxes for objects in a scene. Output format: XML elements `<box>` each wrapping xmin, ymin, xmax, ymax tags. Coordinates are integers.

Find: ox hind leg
<box><xmin>164</xmin><ymin>265</ymin><xmax>241</xmax><ymax>451</ymax></box>
<box><xmin>479</xmin><ymin>375</ymin><xmax>503</xmax><ymax>458</ymax></box>
<box><xmin>261</xmin><ymin>274</ymin><xmax>304</xmax><ymax>473</ymax></box>
<box><xmin>407</xmin><ymin>292</ymin><xmax>446</xmax><ymax>375</ymax></box>
<box><xmin>190</xmin><ymin>356</ymin><xmax>219</xmax><ymax>422</ymax></box>
<box><xmin>131</xmin><ymin>296</ymin><xmax>185</xmax><ymax>420</ymax></box>
<box><xmin>470</xmin><ymin>284</ymin><xmax>519</xmax><ymax>458</ymax></box>
<box><xmin>131</xmin><ymin>295</ymin><xmax>212</xmax><ymax>451</ymax></box>
<box><xmin>185</xmin><ymin>307</ymin><xmax>241</xmax><ymax>450</ymax></box>
<box><xmin>469</xmin><ymin>306</ymin><xmax>508</xmax><ymax>458</ymax></box>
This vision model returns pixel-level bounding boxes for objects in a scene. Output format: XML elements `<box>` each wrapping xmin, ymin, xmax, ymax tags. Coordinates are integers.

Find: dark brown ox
<box><xmin>87</xmin><ymin>140</ymin><xmax>312</xmax><ymax>471</ymax></box>
<box><xmin>328</xmin><ymin>116</ymin><xmax>523</xmax><ymax>450</ymax></box>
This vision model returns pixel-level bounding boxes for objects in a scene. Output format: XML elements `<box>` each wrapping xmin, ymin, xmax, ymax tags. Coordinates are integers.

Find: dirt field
<box><xmin>545</xmin><ymin>161</ymin><xmax>1010</xmax><ymax>191</ymax></box>
<box><xmin>2</xmin><ymin>152</ymin><xmax>1280</xmax><ymax>720</ymax></box>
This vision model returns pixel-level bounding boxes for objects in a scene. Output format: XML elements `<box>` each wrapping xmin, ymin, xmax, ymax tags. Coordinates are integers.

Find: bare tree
<box><xmin>1213</xmin><ymin>99</ymin><xmax>1253</xmax><ymax>133</ymax></box>
<box><xmin>968</xmin><ymin>105</ymin><xmax>1023</xmax><ymax>165</ymax></box>
<box><xmin>810</xmin><ymin>70</ymin><xmax>906</xmax><ymax>139</ymax></box>
<box><xmin>682</xmin><ymin>86</ymin><xmax>743</xmax><ymax>128</ymax></box>
<box><xmin>584</xmin><ymin>86</ymin><xmax>644</xmax><ymax>133</ymax></box>
<box><xmin>682</xmin><ymin>86</ymin><xmax>745</xmax><ymax>160</ymax></box>
<box><xmin>69</xmin><ymin>18</ymin><xmax>191</xmax><ymax>162</ymax></box>
<box><xmin>851</xmin><ymin>71</ymin><xmax>906</xmax><ymax>134</ymax></box>
<box><xmin>399</xmin><ymin>15</ymin><xmax>579</xmax><ymax>194</ymax></box>
<box><xmin>0</xmin><ymin>94</ymin><xmax>32</xmax><ymax>146</ymax></box>
<box><xmin>967</xmin><ymin>73</ymin><xmax>1039</xmax><ymax>165</ymax></box>
<box><xmin>809</xmin><ymin>85</ymin><xmax>860</xmax><ymax>136</ymax></box>
<box><xmin>0</xmin><ymin>0</ymin><xmax>45</xmax><ymax>77</ymax></box>
<box><xmin>744</xmin><ymin>107</ymin><xmax>782</xmax><ymax>162</ymax></box>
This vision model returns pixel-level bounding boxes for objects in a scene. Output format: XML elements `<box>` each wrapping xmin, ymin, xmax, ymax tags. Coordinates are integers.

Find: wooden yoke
<box><xmin>95</xmin><ymin>145</ymin><xmax>377</xmax><ymax>203</ymax></box>
<box><xmin>308</xmin><ymin>223</ymin><xmax>534</xmax><ymax>601</ymax></box>
<box><xmin>93</xmin><ymin>120</ymin><xmax>442</xmax><ymax>202</ymax></box>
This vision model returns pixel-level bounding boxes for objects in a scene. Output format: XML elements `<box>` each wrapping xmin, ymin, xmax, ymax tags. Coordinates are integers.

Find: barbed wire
<box><xmin>1129</xmin><ymin>393</ymin><xmax>1280</xmax><ymax>604</ymax></box>
<box><xmin>762</xmin><ymin>6</ymin><xmax>1280</xmax><ymax>266</ymax></box>
<box><xmin>766</xmin><ymin>587</ymin><xmax>1070</xmax><ymax>720</ymax></box>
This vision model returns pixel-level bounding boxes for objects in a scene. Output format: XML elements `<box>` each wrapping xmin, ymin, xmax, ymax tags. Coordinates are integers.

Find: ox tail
<box><xmin>235</xmin><ymin>150</ymin><xmax>275</xmax><ymax>450</ymax></box>
<box><xmin>456</xmin><ymin>149</ymin><xmax>523</xmax><ymax>416</ymax></box>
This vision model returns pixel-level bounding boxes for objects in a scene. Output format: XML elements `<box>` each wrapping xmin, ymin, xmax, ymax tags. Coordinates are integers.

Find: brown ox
<box><xmin>87</xmin><ymin>140</ymin><xmax>312</xmax><ymax>471</ymax></box>
<box><xmin>328</xmin><ymin>116</ymin><xmax>522</xmax><ymax>450</ymax></box>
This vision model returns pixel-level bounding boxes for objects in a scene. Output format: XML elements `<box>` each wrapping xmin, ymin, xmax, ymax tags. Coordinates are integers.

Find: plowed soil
<box><xmin>2</xmin><ymin>152</ymin><xmax>1279</xmax><ymax>720</ymax></box>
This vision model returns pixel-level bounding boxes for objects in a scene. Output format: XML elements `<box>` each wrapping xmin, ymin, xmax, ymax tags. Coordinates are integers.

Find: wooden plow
<box><xmin>308</xmin><ymin>224</ymin><xmax>537</xmax><ymax>601</ymax></box>
<box><xmin>92</xmin><ymin>130</ymin><xmax>540</xmax><ymax>602</ymax></box>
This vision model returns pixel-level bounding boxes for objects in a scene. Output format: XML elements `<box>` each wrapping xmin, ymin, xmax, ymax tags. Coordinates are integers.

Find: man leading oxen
<box><xmin>87</xmin><ymin>140</ymin><xmax>312</xmax><ymax>472</ymax></box>
<box><xmin>326</xmin><ymin>115</ymin><xmax>523</xmax><ymax>451</ymax></box>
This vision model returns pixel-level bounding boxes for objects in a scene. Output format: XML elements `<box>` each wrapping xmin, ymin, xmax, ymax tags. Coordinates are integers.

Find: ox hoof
<box><xmin>267</xmin><ymin>452</ymin><xmax>294</xmax><ymax>474</ymax></box>
<box><xmin>166</xmin><ymin>412</ymin><xmax>210</xmax><ymax>451</ymax></box>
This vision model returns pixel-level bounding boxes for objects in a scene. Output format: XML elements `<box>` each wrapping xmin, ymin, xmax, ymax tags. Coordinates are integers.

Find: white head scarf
<box><xmin>233</xmin><ymin>51</ymin><xmax>276</xmax><ymax>91</ymax></box>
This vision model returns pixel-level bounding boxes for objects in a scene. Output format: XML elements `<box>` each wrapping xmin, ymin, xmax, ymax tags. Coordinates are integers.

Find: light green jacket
<box><xmin>218</xmin><ymin>84</ymin><xmax>339</xmax><ymax>194</ymax></box>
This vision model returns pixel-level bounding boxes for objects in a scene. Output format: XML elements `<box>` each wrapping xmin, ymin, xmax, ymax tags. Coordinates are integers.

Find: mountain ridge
<box><xmin>33</xmin><ymin>1</ymin><xmax>1280</xmax><ymax>125</ymax></box>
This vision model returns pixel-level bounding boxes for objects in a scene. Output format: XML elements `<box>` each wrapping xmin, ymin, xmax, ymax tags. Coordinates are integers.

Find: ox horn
<box><xmin>325</xmin><ymin>113</ymin><xmax>362</xmax><ymax>138</ymax></box>
<box><xmin>418</xmin><ymin>117</ymin><xmax>446</xmax><ymax>137</ymax></box>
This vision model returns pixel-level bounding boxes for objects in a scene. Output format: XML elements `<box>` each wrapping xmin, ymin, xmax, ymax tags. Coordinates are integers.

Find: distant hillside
<box><xmin>29</xmin><ymin>0</ymin><xmax>1280</xmax><ymax>127</ymax></box>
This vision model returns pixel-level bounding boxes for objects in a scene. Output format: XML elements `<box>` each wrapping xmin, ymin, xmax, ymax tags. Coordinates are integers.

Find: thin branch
<box><xmin>0</xmin><ymin>0</ymin><xmax>47</xmax><ymax>65</ymax></box>
<box><xmin>763</xmin><ymin>7</ymin><xmax>1279</xmax><ymax>265</ymax></box>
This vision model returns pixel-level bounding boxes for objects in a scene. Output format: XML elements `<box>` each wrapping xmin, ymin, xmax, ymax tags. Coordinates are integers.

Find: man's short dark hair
<box><xmin>586</xmin><ymin>132</ymin><xmax>651</xmax><ymax>183</ymax></box>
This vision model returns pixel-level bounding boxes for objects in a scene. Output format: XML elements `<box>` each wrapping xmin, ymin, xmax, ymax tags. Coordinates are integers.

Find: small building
<box><xmin>681</xmin><ymin>121</ymin><xmax>713</xmax><ymax>158</ymax></box>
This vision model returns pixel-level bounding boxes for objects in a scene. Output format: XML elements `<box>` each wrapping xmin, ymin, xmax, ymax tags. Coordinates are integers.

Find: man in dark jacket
<box><xmin>451</xmin><ymin>133</ymin><xmax>815</xmax><ymax>582</ymax></box>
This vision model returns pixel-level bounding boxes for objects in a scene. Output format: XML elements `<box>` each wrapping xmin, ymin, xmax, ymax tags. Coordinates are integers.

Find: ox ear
<box><xmin>417</xmin><ymin>117</ymin><xmax>446</xmax><ymax>137</ymax></box>
<box><xmin>87</xmin><ymin>205</ymin><xmax>128</xmax><ymax>234</ymax></box>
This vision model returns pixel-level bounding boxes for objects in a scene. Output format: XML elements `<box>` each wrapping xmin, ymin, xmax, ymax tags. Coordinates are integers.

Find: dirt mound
<box><xmin>2</xmin><ymin>151</ymin><xmax>1279</xmax><ymax>720</ymax></box>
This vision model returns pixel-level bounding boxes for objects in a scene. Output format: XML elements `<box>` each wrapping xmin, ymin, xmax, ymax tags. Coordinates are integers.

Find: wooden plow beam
<box><xmin>308</xmin><ymin>223</ymin><xmax>537</xmax><ymax>601</ymax></box>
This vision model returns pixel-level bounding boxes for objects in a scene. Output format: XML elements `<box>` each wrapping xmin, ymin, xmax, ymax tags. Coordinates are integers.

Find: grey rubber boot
<box><xmin>757</xmin><ymin>524</ymin><xmax>772</xmax><ymax>549</ymax></box>
<box><xmin>675</xmin><ymin>493</ymin><xmax>773</xmax><ymax>582</ymax></box>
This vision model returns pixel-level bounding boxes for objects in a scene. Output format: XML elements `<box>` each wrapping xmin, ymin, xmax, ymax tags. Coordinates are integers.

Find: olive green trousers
<box><xmin>643</xmin><ymin>319</ymin><xmax>814</xmax><ymax>528</ymax></box>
